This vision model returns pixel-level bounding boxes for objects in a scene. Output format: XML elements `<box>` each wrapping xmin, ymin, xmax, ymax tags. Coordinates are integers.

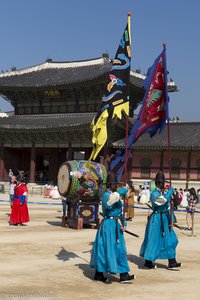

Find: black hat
<box><xmin>17</xmin><ymin>175</ymin><xmax>25</xmax><ymax>182</ymax></box>
<box><xmin>155</xmin><ymin>171</ymin><xmax>165</xmax><ymax>183</ymax></box>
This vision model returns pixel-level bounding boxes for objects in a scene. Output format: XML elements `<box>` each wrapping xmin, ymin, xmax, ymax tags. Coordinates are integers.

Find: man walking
<box><xmin>140</xmin><ymin>171</ymin><xmax>181</xmax><ymax>269</ymax></box>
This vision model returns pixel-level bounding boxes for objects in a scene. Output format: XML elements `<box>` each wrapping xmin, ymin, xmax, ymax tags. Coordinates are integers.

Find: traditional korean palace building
<box><xmin>0</xmin><ymin>54</ymin><xmax>199</xmax><ymax>189</ymax></box>
<box><xmin>113</xmin><ymin>122</ymin><xmax>200</xmax><ymax>189</ymax></box>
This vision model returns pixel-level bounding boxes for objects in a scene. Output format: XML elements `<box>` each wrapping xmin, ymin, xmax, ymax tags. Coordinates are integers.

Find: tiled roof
<box><xmin>0</xmin><ymin>57</ymin><xmax>110</xmax><ymax>88</ymax></box>
<box><xmin>0</xmin><ymin>56</ymin><xmax>178</xmax><ymax>91</ymax></box>
<box><xmin>0</xmin><ymin>113</ymin><xmax>95</xmax><ymax>130</ymax></box>
<box><xmin>112</xmin><ymin>122</ymin><xmax>200</xmax><ymax>151</ymax></box>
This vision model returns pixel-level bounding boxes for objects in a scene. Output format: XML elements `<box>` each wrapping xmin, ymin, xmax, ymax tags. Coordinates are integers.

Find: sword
<box><xmin>99</xmin><ymin>212</ymin><xmax>139</xmax><ymax>238</ymax></box>
<box><xmin>173</xmin><ymin>223</ymin><xmax>183</xmax><ymax>231</ymax></box>
<box><xmin>125</xmin><ymin>229</ymin><xmax>139</xmax><ymax>238</ymax></box>
<box><xmin>146</xmin><ymin>203</ymin><xmax>152</xmax><ymax>210</ymax></box>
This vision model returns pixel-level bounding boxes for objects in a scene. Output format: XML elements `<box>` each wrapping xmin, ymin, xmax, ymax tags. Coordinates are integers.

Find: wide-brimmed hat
<box><xmin>17</xmin><ymin>175</ymin><xmax>25</xmax><ymax>182</ymax></box>
<box><xmin>155</xmin><ymin>171</ymin><xmax>166</xmax><ymax>183</ymax></box>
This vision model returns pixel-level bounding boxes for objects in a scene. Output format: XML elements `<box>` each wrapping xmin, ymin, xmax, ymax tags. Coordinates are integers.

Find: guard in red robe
<box><xmin>9</xmin><ymin>176</ymin><xmax>30</xmax><ymax>225</ymax></box>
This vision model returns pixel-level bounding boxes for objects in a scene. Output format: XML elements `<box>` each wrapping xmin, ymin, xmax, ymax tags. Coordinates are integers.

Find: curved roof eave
<box><xmin>0</xmin><ymin>57</ymin><xmax>109</xmax><ymax>78</ymax></box>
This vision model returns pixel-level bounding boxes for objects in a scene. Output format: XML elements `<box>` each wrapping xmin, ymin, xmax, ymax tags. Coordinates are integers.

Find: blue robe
<box><xmin>140</xmin><ymin>187</ymin><xmax>178</xmax><ymax>261</ymax></box>
<box><xmin>90</xmin><ymin>189</ymin><xmax>130</xmax><ymax>274</ymax></box>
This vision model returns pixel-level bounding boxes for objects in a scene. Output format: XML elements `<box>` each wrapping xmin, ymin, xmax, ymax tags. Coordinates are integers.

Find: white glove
<box><xmin>107</xmin><ymin>192</ymin><xmax>120</xmax><ymax>206</ymax></box>
<box><xmin>155</xmin><ymin>195</ymin><xmax>167</xmax><ymax>206</ymax></box>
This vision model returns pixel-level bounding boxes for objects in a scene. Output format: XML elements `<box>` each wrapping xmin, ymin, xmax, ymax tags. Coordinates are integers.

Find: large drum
<box><xmin>57</xmin><ymin>160</ymin><xmax>107</xmax><ymax>201</ymax></box>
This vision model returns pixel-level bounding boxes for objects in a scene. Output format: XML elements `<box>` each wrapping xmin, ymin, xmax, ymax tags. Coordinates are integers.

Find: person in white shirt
<box><xmin>146</xmin><ymin>187</ymin><xmax>150</xmax><ymax>202</ymax></box>
<box><xmin>180</xmin><ymin>189</ymin><xmax>189</xmax><ymax>208</ymax></box>
<box><xmin>9</xmin><ymin>176</ymin><xmax>17</xmax><ymax>209</ymax></box>
<box><xmin>140</xmin><ymin>187</ymin><xmax>148</xmax><ymax>204</ymax></box>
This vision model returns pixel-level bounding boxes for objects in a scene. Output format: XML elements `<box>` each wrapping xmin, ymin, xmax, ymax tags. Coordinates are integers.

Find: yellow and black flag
<box><xmin>89</xmin><ymin>13</ymin><xmax>132</xmax><ymax>161</ymax></box>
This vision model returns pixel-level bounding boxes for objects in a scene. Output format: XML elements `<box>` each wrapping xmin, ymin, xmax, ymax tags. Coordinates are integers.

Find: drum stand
<box><xmin>66</xmin><ymin>200</ymin><xmax>99</xmax><ymax>230</ymax></box>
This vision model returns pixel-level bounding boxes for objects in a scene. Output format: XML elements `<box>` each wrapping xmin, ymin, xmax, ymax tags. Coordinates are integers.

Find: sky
<box><xmin>0</xmin><ymin>0</ymin><xmax>199</xmax><ymax>121</ymax></box>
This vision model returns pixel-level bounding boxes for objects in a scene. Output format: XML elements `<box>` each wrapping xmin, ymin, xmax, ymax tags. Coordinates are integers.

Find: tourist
<box><xmin>180</xmin><ymin>189</ymin><xmax>189</xmax><ymax>208</ymax></box>
<box><xmin>8</xmin><ymin>175</ymin><xmax>17</xmax><ymax>209</ymax></box>
<box><xmin>140</xmin><ymin>171</ymin><xmax>181</xmax><ymax>269</ymax></box>
<box><xmin>126</xmin><ymin>185</ymin><xmax>135</xmax><ymax>221</ymax></box>
<box><xmin>179</xmin><ymin>188</ymin><xmax>183</xmax><ymax>205</ymax></box>
<box><xmin>140</xmin><ymin>187</ymin><xmax>148</xmax><ymax>204</ymax></box>
<box><xmin>171</xmin><ymin>188</ymin><xmax>179</xmax><ymax>223</ymax></box>
<box><xmin>137</xmin><ymin>185</ymin><xmax>142</xmax><ymax>203</ymax></box>
<box><xmin>90</xmin><ymin>174</ymin><xmax>135</xmax><ymax>283</ymax></box>
<box><xmin>186</xmin><ymin>188</ymin><xmax>198</xmax><ymax>231</ymax></box>
<box><xmin>9</xmin><ymin>175</ymin><xmax>30</xmax><ymax>226</ymax></box>
<box><xmin>163</xmin><ymin>183</ymin><xmax>177</xmax><ymax>224</ymax></box>
<box><xmin>51</xmin><ymin>186</ymin><xmax>61</xmax><ymax>199</ymax></box>
<box><xmin>146</xmin><ymin>186</ymin><xmax>150</xmax><ymax>202</ymax></box>
<box><xmin>61</xmin><ymin>196</ymin><xmax>68</xmax><ymax>227</ymax></box>
<box><xmin>8</xmin><ymin>169</ymin><xmax>13</xmax><ymax>178</ymax></box>
<box><xmin>173</xmin><ymin>188</ymin><xmax>179</xmax><ymax>210</ymax></box>
<box><xmin>197</xmin><ymin>189</ymin><xmax>200</xmax><ymax>203</ymax></box>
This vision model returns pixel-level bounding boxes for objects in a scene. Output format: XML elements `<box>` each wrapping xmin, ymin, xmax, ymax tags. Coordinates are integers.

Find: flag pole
<box><xmin>124</xmin><ymin>114</ymin><xmax>129</xmax><ymax>185</ymax></box>
<box><xmin>124</xmin><ymin>11</ymin><xmax>131</xmax><ymax>186</ymax></box>
<box><xmin>167</xmin><ymin>108</ymin><xmax>173</xmax><ymax>229</ymax></box>
<box><xmin>163</xmin><ymin>43</ymin><xmax>173</xmax><ymax>229</ymax></box>
<box><xmin>122</xmin><ymin>12</ymin><xmax>131</xmax><ymax>228</ymax></box>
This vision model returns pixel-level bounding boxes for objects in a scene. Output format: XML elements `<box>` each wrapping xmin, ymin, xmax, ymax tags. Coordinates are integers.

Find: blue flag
<box><xmin>110</xmin><ymin>46</ymin><xmax>169</xmax><ymax>180</ymax></box>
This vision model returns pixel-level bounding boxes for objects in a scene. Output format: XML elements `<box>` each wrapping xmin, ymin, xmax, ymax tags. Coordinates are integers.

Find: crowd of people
<box><xmin>43</xmin><ymin>184</ymin><xmax>61</xmax><ymax>199</ymax></box>
<box><xmin>133</xmin><ymin>184</ymin><xmax>199</xmax><ymax>231</ymax></box>
<box><xmin>8</xmin><ymin>174</ymin><xmax>199</xmax><ymax>231</ymax></box>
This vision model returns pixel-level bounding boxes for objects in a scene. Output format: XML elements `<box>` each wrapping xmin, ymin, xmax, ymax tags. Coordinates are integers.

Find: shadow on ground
<box><xmin>127</xmin><ymin>253</ymin><xmax>168</xmax><ymax>270</ymax></box>
<box><xmin>56</xmin><ymin>247</ymin><xmax>80</xmax><ymax>262</ymax></box>
<box><xmin>47</xmin><ymin>221</ymin><xmax>62</xmax><ymax>226</ymax></box>
<box><xmin>76</xmin><ymin>263</ymin><xmax>122</xmax><ymax>283</ymax></box>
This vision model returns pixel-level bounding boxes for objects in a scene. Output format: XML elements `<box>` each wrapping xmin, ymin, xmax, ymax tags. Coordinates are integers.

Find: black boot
<box><xmin>94</xmin><ymin>271</ymin><xmax>108</xmax><ymax>283</ymax></box>
<box><xmin>168</xmin><ymin>258</ymin><xmax>182</xmax><ymax>269</ymax></box>
<box><xmin>144</xmin><ymin>260</ymin><xmax>157</xmax><ymax>269</ymax></box>
<box><xmin>120</xmin><ymin>272</ymin><xmax>136</xmax><ymax>282</ymax></box>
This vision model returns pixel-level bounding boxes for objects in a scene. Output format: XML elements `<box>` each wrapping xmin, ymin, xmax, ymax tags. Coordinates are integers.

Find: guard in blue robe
<box><xmin>140</xmin><ymin>171</ymin><xmax>182</xmax><ymax>269</ymax></box>
<box><xmin>90</xmin><ymin>176</ymin><xmax>135</xmax><ymax>282</ymax></box>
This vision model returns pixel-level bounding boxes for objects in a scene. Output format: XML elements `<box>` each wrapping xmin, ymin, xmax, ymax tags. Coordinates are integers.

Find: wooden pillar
<box><xmin>160</xmin><ymin>150</ymin><xmax>164</xmax><ymax>171</ymax></box>
<box><xmin>65</xmin><ymin>148</ymin><xmax>68</xmax><ymax>161</ymax></box>
<box><xmin>67</xmin><ymin>143</ymin><xmax>73</xmax><ymax>161</ymax></box>
<box><xmin>127</xmin><ymin>155</ymin><xmax>132</xmax><ymax>181</ymax></box>
<box><xmin>186</xmin><ymin>151</ymin><xmax>191</xmax><ymax>189</ymax></box>
<box><xmin>0</xmin><ymin>144</ymin><xmax>5</xmax><ymax>181</ymax></box>
<box><xmin>53</xmin><ymin>148</ymin><xmax>59</xmax><ymax>185</ymax></box>
<box><xmin>84</xmin><ymin>148</ymin><xmax>91</xmax><ymax>160</ymax></box>
<box><xmin>131</xmin><ymin>151</ymin><xmax>134</xmax><ymax>179</ymax></box>
<box><xmin>29</xmin><ymin>145</ymin><xmax>36</xmax><ymax>183</ymax></box>
<box><xmin>103</xmin><ymin>145</ymin><xmax>110</xmax><ymax>170</ymax></box>
<box><xmin>48</xmin><ymin>150</ymin><xmax>54</xmax><ymax>184</ymax></box>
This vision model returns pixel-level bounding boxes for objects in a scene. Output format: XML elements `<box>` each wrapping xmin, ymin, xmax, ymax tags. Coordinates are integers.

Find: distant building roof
<box><xmin>0</xmin><ymin>56</ymin><xmax>110</xmax><ymax>88</ymax></box>
<box><xmin>0</xmin><ymin>112</ymin><xmax>95</xmax><ymax>130</ymax></box>
<box><xmin>0</xmin><ymin>55</ymin><xmax>178</xmax><ymax>91</ymax></box>
<box><xmin>112</xmin><ymin>122</ymin><xmax>200</xmax><ymax>151</ymax></box>
<box><xmin>0</xmin><ymin>113</ymin><xmax>198</xmax><ymax>152</ymax></box>
<box><xmin>130</xmin><ymin>70</ymin><xmax>177</xmax><ymax>92</ymax></box>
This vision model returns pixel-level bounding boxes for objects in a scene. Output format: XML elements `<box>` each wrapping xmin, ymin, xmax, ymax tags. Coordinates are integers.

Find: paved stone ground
<box><xmin>0</xmin><ymin>194</ymin><xmax>199</xmax><ymax>300</ymax></box>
